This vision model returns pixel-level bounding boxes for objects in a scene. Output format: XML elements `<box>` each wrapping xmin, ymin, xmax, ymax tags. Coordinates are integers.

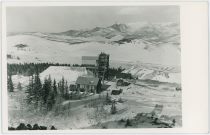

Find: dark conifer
<box><xmin>17</xmin><ymin>82</ymin><xmax>22</xmax><ymax>91</ymax></box>
<box><xmin>42</xmin><ymin>78</ymin><xmax>50</xmax><ymax>104</ymax></box>
<box><xmin>60</xmin><ymin>77</ymin><xmax>65</xmax><ymax>97</ymax></box>
<box><xmin>64</xmin><ymin>81</ymin><xmax>68</xmax><ymax>99</ymax></box>
<box><xmin>33</xmin><ymin>71</ymin><xmax>42</xmax><ymax>108</ymax></box>
<box><xmin>25</xmin><ymin>76</ymin><xmax>34</xmax><ymax>104</ymax></box>
<box><xmin>53</xmin><ymin>79</ymin><xmax>57</xmax><ymax>96</ymax></box>
<box><xmin>7</xmin><ymin>74</ymin><xmax>14</xmax><ymax>92</ymax></box>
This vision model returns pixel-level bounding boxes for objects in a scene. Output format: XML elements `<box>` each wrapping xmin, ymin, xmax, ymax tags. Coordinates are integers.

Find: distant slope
<box><xmin>39</xmin><ymin>66</ymin><xmax>93</xmax><ymax>85</ymax></box>
<box><xmin>7</xmin><ymin>35</ymin><xmax>82</xmax><ymax>64</ymax></box>
<box><xmin>8</xmin><ymin>22</ymin><xmax>180</xmax><ymax>50</ymax></box>
<box><xmin>7</xmin><ymin>22</ymin><xmax>181</xmax><ymax>84</ymax></box>
<box><xmin>7</xmin><ymin>34</ymin><xmax>180</xmax><ymax>67</ymax></box>
<box><xmin>122</xmin><ymin>64</ymin><xmax>181</xmax><ymax>84</ymax></box>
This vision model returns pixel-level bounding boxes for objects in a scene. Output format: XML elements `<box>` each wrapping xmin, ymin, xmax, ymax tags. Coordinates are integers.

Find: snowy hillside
<box><xmin>7</xmin><ymin>35</ymin><xmax>180</xmax><ymax>66</ymax></box>
<box><xmin>39</xmin><ymin>66</ymin><xmax>93</xmax><ymax>85</ymax></box>
<box><xmin>7</xmin><ymin>22</ymin><xmax>181</xmax><ymax>83</ymax></box>
<box><xmin>123</xmin><ymin>64</ymin><xmax>181</xmax><ymax>84</ymax></box>
<box><xmin>53</xmin><ymin>22</ymin><xmax>180</xmax><ymax>46</ymax></box>
<box><xmin>8</xmin><ymin>22</ymin><xmax>180</xmax><ymax>47</ymax></box>
<box><xmin>7</xmin><ymin>35</ymin><xmax>82</xmax><ymax>64</ymax></box>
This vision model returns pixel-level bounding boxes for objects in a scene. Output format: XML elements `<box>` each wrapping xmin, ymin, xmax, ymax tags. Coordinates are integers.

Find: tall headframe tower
<box><xmin>97</xmin><ymin>52</ymin><xmax>109</xmax><ymax>81</ymax></box>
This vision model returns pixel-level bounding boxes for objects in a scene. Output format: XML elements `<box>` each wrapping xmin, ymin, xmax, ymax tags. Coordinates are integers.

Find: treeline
<box><xmin>108</xmin><ymin>67</ymin><xmax>133</xmax><ymax>80</ymax></box>
<box><xmin>26</xmin><ymin>72</ymin><xmax>82</xmax><ymax>112</ymax></box>
<box><xmin>7</xmin><ymin>63</ymin><xmax>72</xmax><ymax>76</ymax></box>
<box><xmin>7</xmin><ymin>63</ymin><xmax>101</xmax><ymax>76</ymax></box>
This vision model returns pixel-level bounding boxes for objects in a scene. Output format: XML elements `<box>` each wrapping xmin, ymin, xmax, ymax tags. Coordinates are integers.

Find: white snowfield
<box><xmin>7</xmin><ymin>22</ymin><xmax>181</xmax><ymax>129</ymax></box>
<box><xmin>7</xmin><ymin>22</ymin><xmax>181</xmax><ymax>84</ymax></box>
<box><xmin>7</xmin><ymin>34</ymin><xmax>180</xmax><ymax>66</ymax></box>
<box><xmin>11</xmin><ymin>75</ymin><xmax>30</xmax><ymax>91</ymax></box>
<box><xmin>39</xmin><ymin>66</ymin><xmax>93</xmax><ymax>85</ymax></box>
<box><xmin>123</xmin><ymin>65</ymin><xmax>181</xmax><ymax>84</ymax></box>
<box><xmin>7</xmin><ymin>34</ymin><xmax>181</xmax><ymax>84</ymax></box>
<box><xmin>8</xmin><ymin>78</ymin><xmax>182</xmax><ymax>129</ymax></box>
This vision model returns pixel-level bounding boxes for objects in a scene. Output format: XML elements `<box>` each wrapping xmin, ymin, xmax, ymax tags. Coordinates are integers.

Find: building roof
<box><xmin>76</xmin><ymin>76</ymin><xmax>99</xmax><ymax>86</ymax></box>
<box><xmin>40</xmin><ymin>66</ymin><xmax>94</xmax><ymax>85</ymax></box>
<box><xmin>82</xmin><ymin>56</ymin><xmax>98</xmax><ymax>60</ymax></box>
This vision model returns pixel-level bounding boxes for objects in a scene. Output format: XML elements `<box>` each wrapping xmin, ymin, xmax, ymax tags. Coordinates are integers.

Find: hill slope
<box><xmin>7</xmin><ymin>22</ymin><xmax>181</xmax><ymax>83</ymax></box>
<box><xmin>7</xmin><ymin>34</ymin><xmax>180</xmax><ymax>66</ymax></box>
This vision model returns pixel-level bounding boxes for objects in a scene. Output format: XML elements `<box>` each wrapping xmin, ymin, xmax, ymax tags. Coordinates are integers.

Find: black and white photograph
<box><xmin>5</xmin><ymin>5</ymin><xmax>182</xmax><ymax>130</ymax></box>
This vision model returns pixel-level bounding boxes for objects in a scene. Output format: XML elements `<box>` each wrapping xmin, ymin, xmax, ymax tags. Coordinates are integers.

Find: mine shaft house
<box><xmin>75</xmin><ymin>76</ymin><xmax>101</xmax><ymax>94</ymax></box>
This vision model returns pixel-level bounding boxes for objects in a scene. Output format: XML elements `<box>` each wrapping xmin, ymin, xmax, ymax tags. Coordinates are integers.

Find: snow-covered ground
<box><xmin>39</xmin><ymin>66</ymin><xmax>93</xmax><ymax>85</ymax></box>
<box><xmin>11</xmin><ymin>75</ymin><xmax>30</xmax><ymax>91</ymax></box>
<box><xmin>7</xmin><ymin>22</ymin><xmax>181</xmax><ymax>129</ymax></box>
<box><xmin>7</xmin><ymin>34</ymin><xmax>180</xmax><ymax>67</ymax></box>
<box><xmin>7</xmin><ymin>34</ymin><xmax>181</xmax><ymax>84</ymax></box>
<box><xmin>8</xmin><ymin>76</ymin><xmax>181</xmax><ymax>129</ymax></box>
<box><xmin>123</xmin><ymin>64</ymin><xmax>181</xmax><ymax>84</ymax></box>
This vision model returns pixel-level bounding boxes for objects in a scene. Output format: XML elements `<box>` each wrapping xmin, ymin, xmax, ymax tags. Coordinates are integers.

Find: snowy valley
<box><xmin>7</xmin><ymin>22</ymin><xmax>181</xmax><ymax>84</ymax></box>
<box><xmin>7</xmin><ymin>22</ymin><xmax>182</xmax><ymax>130</ymax></box>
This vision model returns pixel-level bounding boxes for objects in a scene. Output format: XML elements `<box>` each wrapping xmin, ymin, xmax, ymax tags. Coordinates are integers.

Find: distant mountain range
<box><xmin>8</xmin><ymin>22</ymin><xmax>180</xmax><ymax>49</ymax></box>
<box><xmin>56</xmin><ymin>23</ymin><xmax>129</xmax><ymax>38</ymax></box>
<box><xmin>53</xmin><ymin>22</ymin><xmax>180</xmax><ymax>46</ymax></box>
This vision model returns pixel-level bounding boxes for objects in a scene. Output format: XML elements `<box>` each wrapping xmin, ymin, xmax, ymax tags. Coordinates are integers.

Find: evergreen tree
<box><xmin>25</xmin><ymin>75</ymin><xmax>34</xmax><ymax>104</ymax></box>
<box><xmin>60</xmin><ymin>77</ymin><xmax>65</xmax><ymax>97</ymax></box>
<box><xmin>41</xmin><ymin>76</ymin><xmax>54</xmax><ymax>111</ymax></box>
<box><xmin>46</xmin><ymin>80</ymin><xmax>59</xmax><ymax>112</ymax></box>
<box><xmin>47</xmin><ymin>89</ymin><xmax>56</xmax><ymax>111</ymax></box>
<box><xmin>17</xmin><ymin>82</ymin><xmax>22</xmax><ymax>91</ymax></box>
<box><xmin>53</xmin><ymin>79</ymin><xmax>57</xmax><ymax>95</ymax></box>
<box><xmin>7</xmin><ymin>74</ymin><xmax>14</xmax><ymax>92</ymax></box>
<box><xmin>33</xmin><ymin>72</ymin><xmax>42</xmax><ymax>108</ymax></box>
<box><xmin>64</xmin><ymin>81</ymin><xmax>68</xmax><ymax>99</ymax></box>
<box><xmin>42</xmin><ymin>78</ymin><xmax>50</xmax><ymax>104</ymax></box>
<box><xmin>57</xmin><ymin>82</ymin><xmax>61</xmax><ymax>95</ymax></box>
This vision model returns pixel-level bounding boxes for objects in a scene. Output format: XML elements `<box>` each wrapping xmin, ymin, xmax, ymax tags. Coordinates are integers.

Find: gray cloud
<box><xmin>7</xmin><ymin>6</ymin><xmax>179</xmax><ymax>33</ymax></box>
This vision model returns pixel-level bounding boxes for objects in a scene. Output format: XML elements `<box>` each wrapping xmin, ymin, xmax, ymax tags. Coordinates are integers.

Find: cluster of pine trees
<box><xmin>8</xmin><ymin>63</ymin><xmax>129</xmax><ymax>77</ymax></box>
<box><xmin>25</xmin><ymin>71</ymin><xmax>81</xmax><ymax>112</ymax></box>
<box><xmin>7</xmin><ymin>63</ymin><xmax>72</xmax><ymax>76</ymax></box>
<box><xmin>7</xmin><ymin>62</ymin><xmax>132</xmax><ymax>94</ymax></box>
<box><xmin>7</xmin><ymin>63</ymin><xmax>96</xmax><ymax>76</ymax></box>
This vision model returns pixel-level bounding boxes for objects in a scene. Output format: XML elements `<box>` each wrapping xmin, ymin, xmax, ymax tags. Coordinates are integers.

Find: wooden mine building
<box><xmin>82</xmin><ymin>52</ymin><xmax>110</xmax><ymax>81</ymax></box>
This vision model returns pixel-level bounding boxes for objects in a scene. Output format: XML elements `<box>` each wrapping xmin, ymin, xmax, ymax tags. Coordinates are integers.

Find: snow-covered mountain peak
<box><xmin>108</xmin><ymin>23</ymin><xmax>129</xmax><ymax>32</ymax></box>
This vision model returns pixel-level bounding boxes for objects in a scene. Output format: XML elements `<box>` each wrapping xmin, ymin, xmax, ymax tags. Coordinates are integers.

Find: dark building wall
<box><xmin>76</xmin><ymin>84</ymin><xmax>97</xmax><ymax>93</ymax></box>
<box><xmin>76</xmin><ymin>81</ymin><xmax>101</xmax><ymax>94</ymax></box>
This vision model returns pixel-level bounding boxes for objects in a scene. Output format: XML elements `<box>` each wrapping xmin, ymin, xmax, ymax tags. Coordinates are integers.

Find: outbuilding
<box><xmin>76</xmin><ymin>76</ymin><xmax>101</xmax><ymax>94</ymax></box>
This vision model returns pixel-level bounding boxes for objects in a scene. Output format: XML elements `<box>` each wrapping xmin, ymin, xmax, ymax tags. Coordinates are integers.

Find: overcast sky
<box><xmin>7</xmin><ymin>6</ymin><xmax>179</xmax><ymax>33</ymax></box>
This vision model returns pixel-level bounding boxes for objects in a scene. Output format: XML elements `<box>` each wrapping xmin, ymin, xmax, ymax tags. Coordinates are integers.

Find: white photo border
<box><xmin>1</xmin><ymin>1</ymin><xmax>209</xmax><ymax>134</ymax></box>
